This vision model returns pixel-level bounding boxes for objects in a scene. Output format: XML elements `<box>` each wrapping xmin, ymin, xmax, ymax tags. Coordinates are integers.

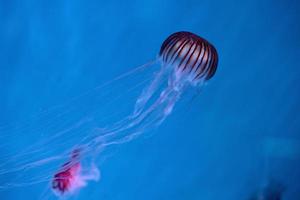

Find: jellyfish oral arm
<box><xmin>91</xmin><ymin>68</ymin><xmax>186</xmax><ymax>148</ymax></box>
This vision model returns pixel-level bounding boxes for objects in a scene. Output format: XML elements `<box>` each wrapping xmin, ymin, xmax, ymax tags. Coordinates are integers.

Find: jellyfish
<box><xmin>0</xmin><ymin>31</ymin><xmax>218</xmax><ymax>198</ymax></box>
<box><xmin>51</xmin><ymin>149</ymin><xmax>100</xmax><ymax>197</ymax></box>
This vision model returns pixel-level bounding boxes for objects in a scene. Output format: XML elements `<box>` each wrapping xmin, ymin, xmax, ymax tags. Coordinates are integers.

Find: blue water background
<box><xmin>0</xmin><ymin>0</ymin><xmax>300</xmax><ymax>199</ymax></box>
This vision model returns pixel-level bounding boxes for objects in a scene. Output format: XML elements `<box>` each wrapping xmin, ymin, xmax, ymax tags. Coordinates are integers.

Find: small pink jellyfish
<box><xmin>51</xmin><ymin>149</ymin><xmax>100</xmax><ymax>196</ymax></box>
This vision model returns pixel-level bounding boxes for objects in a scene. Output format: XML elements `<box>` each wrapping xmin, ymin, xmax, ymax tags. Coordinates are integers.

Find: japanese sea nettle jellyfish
<box><xmin>0</xmin><ymin>31</ymin><xmax>218</xmax><ymax>198</ymax></box>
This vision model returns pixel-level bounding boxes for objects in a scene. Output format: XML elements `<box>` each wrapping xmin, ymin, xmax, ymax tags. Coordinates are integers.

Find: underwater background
<box><xmin>0</xmin><ymin>0</ymin><xmax>300</xmax><ymax>199</ymax></box>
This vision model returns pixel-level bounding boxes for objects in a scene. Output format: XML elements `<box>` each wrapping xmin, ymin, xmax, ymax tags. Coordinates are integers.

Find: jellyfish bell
<box><xmin>159</xmin><ymin>31</ymin><xmax>218</xmax><ymax>86</ymax></box>
<box><xmin>129</xmin><ymin>31</ymin><xmax>218</xmax><ymax>120</ymax></box>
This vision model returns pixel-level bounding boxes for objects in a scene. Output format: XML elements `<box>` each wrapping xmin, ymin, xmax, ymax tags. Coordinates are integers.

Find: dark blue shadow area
<box><xmin>0</xmin><ymin>0</ymin><xmax>299</xmax><ymax>199</ymax></box>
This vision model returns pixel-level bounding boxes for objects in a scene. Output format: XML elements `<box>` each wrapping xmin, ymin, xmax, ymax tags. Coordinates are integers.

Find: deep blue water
<box><xmin>0</xmin><ymin>0</ymin><xmax>300</xmax><ymax>199</ymax></box>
